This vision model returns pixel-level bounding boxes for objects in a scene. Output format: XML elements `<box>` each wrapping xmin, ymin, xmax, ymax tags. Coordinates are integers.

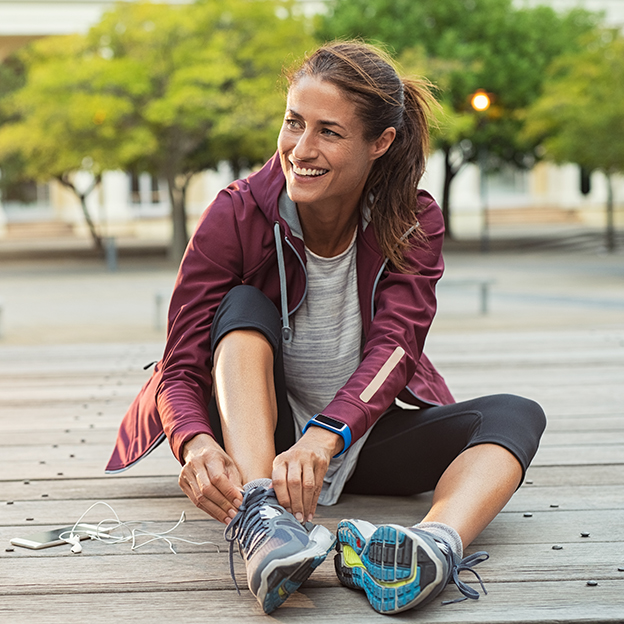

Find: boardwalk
<box><xmin>2</xmin><ymin>326</ymin><xmax>623</xmax><ymax>623</ymax></box>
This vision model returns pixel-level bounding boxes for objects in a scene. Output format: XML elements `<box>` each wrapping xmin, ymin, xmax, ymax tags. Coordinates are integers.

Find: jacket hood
<box><xmin>244</xmin><ymin>151</ymin><xmax>286</xmax><ymax>221</ymax></box>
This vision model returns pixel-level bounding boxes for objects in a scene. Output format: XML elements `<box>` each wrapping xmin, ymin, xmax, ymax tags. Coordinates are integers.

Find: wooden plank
<box><xmin>0</xmin><ymin>407</ymin><xmax>131</xmax><ymax>432</ymax></box>
<box><xmin>8</xmin><ymin>419</ymin><xmax>624</xmax><ymax>449</ymax></box>
<box><xmin>1</xmin><ymin>429</ymin><xmax>122</xmax><ymax>447</ymax></box>
<box><xmin>2</xmin><ymin>540</ymin><xmax>623</xmax><ymax>595</ymax></box>
<box><xmin>1</xmin><ymin>581</ymin><xmax>624</xmax><ymax>624</ymax></box>
<box><xmin>4</xmin><ymin>479</ymin><xmax>624</xmax><ymax>517</ymax></box>
<box><xmin>533</xmin><ymin>445</ymin><xmax>624</xmax><ymax>466</ymax></box>
<box><xmin>3</xmin><ymin>494</ymin><xmax>624</xmax><ymax>545</ymax></box>
<box><xmin>6</xmin><ymin>438</ymin><xmax>624</xmax><ymax>483</ymax></box>
<box><xmin>2</xmin><ymin>465</ymin><xmax>623</xmax><ymax>501</ymax></box>
<box><xmin>525</xmin><ymin>464</ymin><xmax>624</xmax><ymax>486</ymax></box>
<box><xmin>0</xmin><ymin>476</ymin><xmax>182</xmax><ymax>501</ymax></box>
<box><xmin>540</xmin><ymin>430</ymin><xmax>624</xmax><ymax>444</ymax></box>
<box><xmin>542</xmin><ymin>416</ymin><xmax>624</xmax><ymax>432</ymax></box>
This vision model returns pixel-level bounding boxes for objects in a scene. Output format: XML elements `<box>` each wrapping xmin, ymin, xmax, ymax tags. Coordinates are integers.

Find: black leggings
<box><xmin>208</xmin><ymin>285</ymin><xmax>546</xmax><ymax>495</ymax></box>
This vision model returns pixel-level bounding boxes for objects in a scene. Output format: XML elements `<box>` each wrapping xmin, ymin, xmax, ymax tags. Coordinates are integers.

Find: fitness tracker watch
<box><xmin>302</xmin><ymin>414</ymin><xmax>352</xmax><ymax>458</ymax></box>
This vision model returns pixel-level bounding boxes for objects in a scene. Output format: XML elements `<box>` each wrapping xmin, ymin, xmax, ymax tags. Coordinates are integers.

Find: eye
<box><xmin>321</xmin><ymin>128</ymin><xmax>341</xmax><ymax>138</ymax></box>
<box><xmin>284</xmin><ymin>118</ymin><xmax>302</xmax><ymax>130</ymax></box>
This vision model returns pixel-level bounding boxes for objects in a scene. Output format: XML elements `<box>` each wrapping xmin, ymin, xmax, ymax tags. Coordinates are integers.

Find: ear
<box><xmin>370</xmin><ymin>127</ymin><xmax>396</xmax><ymax>160</ymax></box>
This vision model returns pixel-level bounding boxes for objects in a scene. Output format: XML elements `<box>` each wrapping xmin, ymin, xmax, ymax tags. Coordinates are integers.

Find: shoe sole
<box><xmin>259</xmin><ymin>524</ymin><xmax>336</xmax><ymax>614</ymax></box>
<box><xmin>335</xmin><ymin>521</ymin><xmax>446</xmax><ymax>614</ymax></box>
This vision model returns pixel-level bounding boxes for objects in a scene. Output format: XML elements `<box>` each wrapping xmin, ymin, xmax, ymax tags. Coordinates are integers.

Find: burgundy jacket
<box><xmin>106</xmin><ymin>153</ymin><xmax>454</xmax><ymax>473</ymax></box>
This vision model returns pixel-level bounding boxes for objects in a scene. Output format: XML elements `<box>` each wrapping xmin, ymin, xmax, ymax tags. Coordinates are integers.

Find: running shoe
<box><xmin>225</xmin><ymin>485</ymin><xmax>336</xmax><ymax>614</ymax></box>
<box><xmin>334</xmin><ymin>519</ymin><xmax>488</xmax><ymax>614</ymax></box>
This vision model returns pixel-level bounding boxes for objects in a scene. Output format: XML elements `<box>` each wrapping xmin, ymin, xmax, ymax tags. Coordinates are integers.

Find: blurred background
<box><xmin>0</xmin><ymin>0</ymin><xmax>622</xmax><ymax>344</ymax></box>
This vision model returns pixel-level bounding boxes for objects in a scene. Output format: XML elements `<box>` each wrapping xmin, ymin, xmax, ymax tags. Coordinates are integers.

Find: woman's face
<box><xmin>278</xmin><ymin>76</ymin><xmax>394</xmax><ymax>215</ymax></box>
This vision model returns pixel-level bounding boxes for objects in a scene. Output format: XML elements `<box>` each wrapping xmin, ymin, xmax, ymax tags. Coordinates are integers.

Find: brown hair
<box><xmin>287</xmin><ymin>41</ymin><xmax>437</xmax><ymax>272</ymax></box>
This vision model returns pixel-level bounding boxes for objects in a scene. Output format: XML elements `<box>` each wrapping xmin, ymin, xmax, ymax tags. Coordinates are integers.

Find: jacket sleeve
<box><xmin>155</xmin><ymin>189</ymin><xmax>245</xmax><ymax>463</ymax></box>
<box><xmin>320</xmin><ymin>195</ymin><xmax>446</xmax><ymax>444</ymax></box>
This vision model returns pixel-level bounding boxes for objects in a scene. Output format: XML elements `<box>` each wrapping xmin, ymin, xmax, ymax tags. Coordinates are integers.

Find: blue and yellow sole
<box><xmin>334</xmin><ymin>520</ymin><xmax>447</xmax><ymax>614</ymax></box>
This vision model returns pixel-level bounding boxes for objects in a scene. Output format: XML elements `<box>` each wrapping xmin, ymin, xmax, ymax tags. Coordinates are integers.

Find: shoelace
<box><xmin>442</xmin><ymin>547</ymin><xmax>490</xmax><ymax>604</ymax></box>
<box><xmin>224</xmin><ymin>486</ymin><xmax>273</xmax><ymax>594</ymax></box>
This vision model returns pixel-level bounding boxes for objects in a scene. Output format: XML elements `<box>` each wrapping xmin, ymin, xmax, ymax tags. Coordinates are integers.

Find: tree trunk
<box><xmin>605</xmin><ymin>172</ymin><xmax>615</xmax><ymax>252</ymax></box>
<box><xmin>57</xmin><ymin>174</ymin><xmax>103</xmax><ymax>252</ymax></box>
<box><xmin>78</xmin><ymin>193</ymin><xmax>103</xmax><ymax>252</ymax></box>
<box><xmin>167</xmin><ymin>174</ymin><xmax>189</xmax><ymax>265</ymax></box>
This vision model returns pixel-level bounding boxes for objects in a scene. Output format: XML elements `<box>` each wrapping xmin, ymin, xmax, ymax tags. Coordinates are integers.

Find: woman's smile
<box><xmin>289</xmin><ymin>160</ymin><xmax>329</xmax><ymax>178</ymax></box>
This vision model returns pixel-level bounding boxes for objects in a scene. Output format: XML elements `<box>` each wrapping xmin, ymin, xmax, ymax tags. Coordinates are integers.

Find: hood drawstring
<box><xmin>273</xmin><ymin>222</ymin><xmax>293</xmax><ymax>344</ymax></box>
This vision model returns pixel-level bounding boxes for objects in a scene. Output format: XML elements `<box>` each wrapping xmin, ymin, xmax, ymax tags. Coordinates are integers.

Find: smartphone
<box><xmin>10</xmin><ymin>523</ymin><xmax>112</xmax><ymax>550</ymax></box>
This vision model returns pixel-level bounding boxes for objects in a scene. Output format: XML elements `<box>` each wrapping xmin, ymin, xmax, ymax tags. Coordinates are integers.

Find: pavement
<box><xmin>0</xmin><ymin>231</ymin><xmax>622</xmax><ymax>346</ymax></box>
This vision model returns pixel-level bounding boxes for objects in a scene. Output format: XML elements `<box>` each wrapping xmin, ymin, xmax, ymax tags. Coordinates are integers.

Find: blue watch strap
<box><xmin>302</xmin><ymin>414</ymin><xmax>352</xmax><ymax>458</ymax></box>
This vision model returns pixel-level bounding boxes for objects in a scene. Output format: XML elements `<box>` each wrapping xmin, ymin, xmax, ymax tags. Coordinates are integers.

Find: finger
<box><xmin>308</xmin><ymin>462</ymin><xmax>326</xmax><ymax>521</ymax></box>
<box><xmin>301</xmin><ymin>462</ymin><xmax>317</xmax><ymax>522</ymax></box>
<box><xmin>179</xmin><ymin>473</ymin><xmax>232</xmax><ymax>523</ymax></box>
<box><xmin>286</xmin><ymin>462</ymin><xmax>304</xmax><ymax>523</ymax></box>
<box><xmin>182</xmin><ymin>460</ymin><xmax>239</xmax><ymax>521</ymax></box>
<box><xmin>271</xmin><ymin>459</ymin><xmax>291</xmax><ymax>513</ymax></box>
<box><xmin>210</xmin><ymin>470</ymin><xmax>243</xmax><ymax>509</ymax></box>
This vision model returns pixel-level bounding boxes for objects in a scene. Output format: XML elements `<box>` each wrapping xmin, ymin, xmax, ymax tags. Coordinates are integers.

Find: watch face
<box><xmin>315</xmin><ymin>414</ymin><xmax>346</xmax><ymax>430</ymax></box>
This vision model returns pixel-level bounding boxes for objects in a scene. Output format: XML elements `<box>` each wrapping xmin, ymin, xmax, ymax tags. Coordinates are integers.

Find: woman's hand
<box><xmin>272</xmin><ymin>426</ymin><xmax>343</xmax><ymax>523</ymax></box>
<box><xmin>179</xmin><ymin>433</ymin><xmax>243</xmax><ymax>524</ymax></box>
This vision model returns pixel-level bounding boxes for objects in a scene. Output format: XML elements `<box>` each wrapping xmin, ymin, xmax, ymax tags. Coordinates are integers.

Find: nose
<box><xmin>292</xmin><ymin>128</ymin><xmax>317</xmax><ymax>161</ymax></box>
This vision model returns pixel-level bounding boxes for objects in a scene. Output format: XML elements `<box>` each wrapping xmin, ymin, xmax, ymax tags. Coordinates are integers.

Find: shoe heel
<box><xmin>336</xmin><ymin>520</ymin><xmax>367</xmax><ymax>555</ymax></box>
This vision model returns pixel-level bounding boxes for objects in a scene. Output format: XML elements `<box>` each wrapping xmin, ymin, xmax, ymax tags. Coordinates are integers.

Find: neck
<box><xmin>297</xmin><ymin>201</ymin><xmax>359</xmax><ymax>257</ymax></box>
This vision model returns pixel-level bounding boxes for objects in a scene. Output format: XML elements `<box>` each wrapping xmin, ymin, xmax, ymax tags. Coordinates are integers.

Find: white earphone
<box><xmin>65</xmin><ymin>534</ymin><xmax>83</xmax><ymax>554</ymax></box>
<box><xmin>60</xmin><ymin>502</ymin><xmax>220</xmax><ymax>555</ymax></box>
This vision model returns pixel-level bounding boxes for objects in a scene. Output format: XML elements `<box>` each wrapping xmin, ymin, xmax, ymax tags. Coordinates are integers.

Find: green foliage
<box><xmin>0</xmin><ymin>54</ymin><xmax>28</xmax><ymax>200</ymax></box>
<box><xmin>524</xmin><ymin>28</ymin><xmax>624</xmax><ymax>174</ymax></box>
<box><xmin>0</xmin><ymin>34</ymin><xmax>149</xmax><ymax>182</ymax></box>
<box><xmin>0</xmin><ymin>0</ymin><xmax>314</xmax><ymax>258</ymax></box>
<box><xmin>317</xmin><ymin>0</ymin><xmax>600</xmax><ymax>234</ymax></box>
<box><xmin>320</xmin><ymin>0</ymin><xmax>597</xmax><ymax>160</ymax></box>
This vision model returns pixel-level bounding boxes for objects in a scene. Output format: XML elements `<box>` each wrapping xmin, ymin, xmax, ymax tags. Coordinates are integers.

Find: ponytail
<box><xmin>365</xmin><ymin>78</ymin><xmax>437</xmax><ymax>272</ymax></box>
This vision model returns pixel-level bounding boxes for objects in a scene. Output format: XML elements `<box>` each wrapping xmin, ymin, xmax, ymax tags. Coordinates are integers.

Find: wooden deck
<box><xmin>2</xmin><ymin>328</ymin><xmax>624</xmax><ymax>623</ymax></box>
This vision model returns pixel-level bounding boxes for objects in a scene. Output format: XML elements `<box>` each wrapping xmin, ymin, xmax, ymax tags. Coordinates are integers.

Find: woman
<box><xmin>107</xmin><ymin>41</ymin><xmax>546</xmax><ymax>615</ymax></box>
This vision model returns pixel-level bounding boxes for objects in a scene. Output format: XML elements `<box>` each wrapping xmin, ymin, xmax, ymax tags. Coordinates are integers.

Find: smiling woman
<box><xmin>107</xmin><ymin>41</ymin><xmax>546</xmax><ymax>617</ymax></box>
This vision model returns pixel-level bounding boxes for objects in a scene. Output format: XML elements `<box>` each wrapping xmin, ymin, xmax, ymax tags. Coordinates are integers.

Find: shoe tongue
<box><xmin>259</xmin><ymin>504</ymin><xmax>282</xmax><ymax>520</ymax></box>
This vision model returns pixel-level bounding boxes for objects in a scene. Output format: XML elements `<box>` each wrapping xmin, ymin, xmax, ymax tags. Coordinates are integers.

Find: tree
<box><xmin>0</xmin><ymin>55</ymin><xmax>27</xmax><ymax>210</ymax></box>
<box><xmin>524</xmin><ymin>29</ymin><xmax>624</xmax><ymax>251</ymax></box>
<box><xmin>0</xmin><ymin>35</ymin><xmax>151</xmax><ymax>250</ymax></box>
<box><xmin>85</xmin><ymin>0</ymin><xmax>313</xmax><ymax>262</ymax></box>
<box><xmin>0</xmin><ymin>0</ymin><xmax>314</xmax><ymax>261</ymax></box>
<box><xmin>317</xmin><ymin>0</ymin><xmax>598</xmax><ymax>237</ymax></box>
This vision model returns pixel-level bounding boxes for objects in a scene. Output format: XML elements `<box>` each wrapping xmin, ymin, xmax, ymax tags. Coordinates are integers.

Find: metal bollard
<box><xmin>103</xmin><ymin>236</ymin><xmax>118</xmax><ymax>272</ymax></box>
<box><xmin>154</xmin><ymin>292</ymin><xmax>165</xmax><ymax>331</ymax></box>
<box><xmin>480</xmin><ymin>282</ymin><xmax>489</xmax><ymax>315</ymax></box>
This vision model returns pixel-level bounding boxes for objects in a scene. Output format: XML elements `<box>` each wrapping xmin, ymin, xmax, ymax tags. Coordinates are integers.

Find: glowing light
<box><xmin>471</xmin><ymin>91</ymin><xmax>491</xmax><ymax>112</ymax></box>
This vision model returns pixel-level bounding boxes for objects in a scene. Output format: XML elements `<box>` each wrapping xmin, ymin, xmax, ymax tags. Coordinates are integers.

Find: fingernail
<box><xmin>295</xmin><ymin>512</ymin><xmax>303</xmax><ymax>522</ymax></box>
<box><xmin>286</xmin><ymin>507</ymin><xmax>292</xmax><ymax>513</ymax></box>
<box><xmin>228</xmin><ymin>508</ymin><xmax>237</xmax><ymax>518</ymax></box>
<box><xmin>234</xmin><ymin>499</ymin><xmax>242</xmax><ymax>507</ymax></box>
<box><xmin>224</xmin><ymin>516</ymin><xmax>231</xmax><ymax>525</ymax></box>
<box><xmin>307</xmin><ymin>514</ymin><xmax>314</xmax><ymax>522</ymax></box>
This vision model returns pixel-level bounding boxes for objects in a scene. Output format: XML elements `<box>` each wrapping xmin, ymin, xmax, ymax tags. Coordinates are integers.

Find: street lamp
<box><xmin>471</xmin><ymin>90</ymin><xmax>491</xmax><ymax>113</ymax></box>
<box><xmin>471</xmin><ymin>90</ymin><xmax>492</xmax><ymax>252</ymax></box>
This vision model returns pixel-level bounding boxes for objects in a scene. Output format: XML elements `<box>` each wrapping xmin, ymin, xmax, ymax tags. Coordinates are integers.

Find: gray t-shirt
<box><xmin>280</xmin><ymin>193</ymin><xmax>371</xmax><ymax>505</ymax></box>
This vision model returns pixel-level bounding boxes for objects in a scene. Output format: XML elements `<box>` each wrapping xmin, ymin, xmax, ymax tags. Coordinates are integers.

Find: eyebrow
<box><xmin>286</xmin><ymin>109</ymin><xmax>347</xmax><ymax>132</ymax></box>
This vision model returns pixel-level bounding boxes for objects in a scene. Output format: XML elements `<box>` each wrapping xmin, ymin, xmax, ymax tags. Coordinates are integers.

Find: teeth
<box><xmin>291</xmin><ymin>162</ymin><xmax>327</xmax><ymax>177</ymax></box>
